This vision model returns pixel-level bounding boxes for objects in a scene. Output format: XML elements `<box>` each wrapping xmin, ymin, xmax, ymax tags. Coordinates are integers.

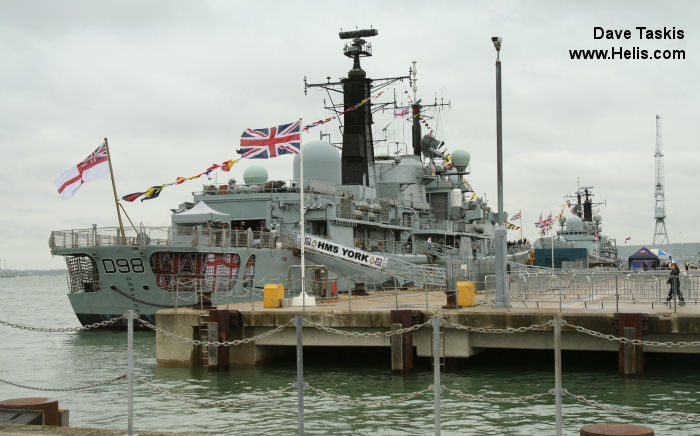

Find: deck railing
<box><xmin>49</xmin><ymin>227</ymin><xmax>283</xmax><ymax>250</ymax></box>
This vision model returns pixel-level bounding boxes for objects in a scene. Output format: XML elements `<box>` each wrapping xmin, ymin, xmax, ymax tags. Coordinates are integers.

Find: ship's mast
<box><xmin>304</xmin><ymin>27</ymin><xmax>409</xmax><ymax>186</ymax></box>
<box><xmin>410</xmin><ymin>61</ymin><xmax>422</xmax><ymax>157</ymax></box>
<box><xmin>339</xmin><ymin>28</ymin><xmax>377</xmax><ymax>186</ymax></box>
<box><xmin>653</xmin><ymin>115</ymin><xmax>670</xmax><ymax>245</ymax></box>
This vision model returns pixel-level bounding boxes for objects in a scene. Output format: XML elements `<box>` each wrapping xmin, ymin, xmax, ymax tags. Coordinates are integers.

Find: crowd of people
<box><xmin>507</xmin><ymin>238</ymin><xmax>528</xmax><ymax>250</ymax></box>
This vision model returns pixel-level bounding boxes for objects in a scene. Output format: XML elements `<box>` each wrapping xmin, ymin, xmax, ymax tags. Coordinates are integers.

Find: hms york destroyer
<box><xmin>49</xmin><ymin>28</ymin><xmax>514</xmax><ymax>325</ymax></box>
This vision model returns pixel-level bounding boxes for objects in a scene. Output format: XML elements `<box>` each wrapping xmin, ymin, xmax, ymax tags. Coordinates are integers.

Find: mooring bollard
<box><xmin>580</xmin><ymin>423</ymin><xmax>653</xmax><ymax>435</ymax></box>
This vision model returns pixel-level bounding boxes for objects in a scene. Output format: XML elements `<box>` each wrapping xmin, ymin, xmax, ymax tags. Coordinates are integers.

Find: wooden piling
<box><xmin>616</xmin><ymin>313</ymin><xmax>644</xmax><ymax>377</ymax></box>
<box><xmin>390</xmin><ymin>323</ymin><xmax>403</xmax><ymax>372</ymax></box>
<box><xmin>208</xmin><ymin>309</ymin><xmax>231</xmax><ymax>371</ymax></box>
<box><xmin>228</xmin><ymin>310</ymin><xmax>256</xmax><ymax>367</ymax></box>
<box><xmin>389</xmin><ymin>310</ymin><xmax>414</xmax><ymax>373</ymax></box>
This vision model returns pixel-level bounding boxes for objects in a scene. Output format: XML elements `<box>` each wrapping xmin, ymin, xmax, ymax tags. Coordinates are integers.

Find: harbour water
<box><xmin>1</xmin><ymin>276</ymin><xmax>699</xmax><ymax>435</ymax></box>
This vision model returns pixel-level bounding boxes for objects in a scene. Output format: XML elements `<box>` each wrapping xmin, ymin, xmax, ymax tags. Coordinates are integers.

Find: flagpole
<box><xmin>104</xmin><ymin>137</ymin><xmax>126</xmax><ymax>245</ymax></box>
<box><xmin>300</xmin><ymin>120</ymin><xmax>305</xmax><ymax>299</ymax></box>
<box><xmin>551</xmin><ymin>210</ymin><xmax>555</xmax><ymax>269</ymax></box>
<box><xmin>293</xmin><ymin>119</ymin><xmax>314</xmax><ymax>307</ymax></box>
<box><xmin>519</xmin><ymin>211</ymin><xmax>523</xmax><ymax>242</ymax></box>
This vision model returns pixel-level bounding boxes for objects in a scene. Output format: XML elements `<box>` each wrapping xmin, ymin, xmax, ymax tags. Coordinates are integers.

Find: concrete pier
<box><xmin>154</xmin><ymin>290</ymin><xmax>700</xmax><ymax>369</ymax></box>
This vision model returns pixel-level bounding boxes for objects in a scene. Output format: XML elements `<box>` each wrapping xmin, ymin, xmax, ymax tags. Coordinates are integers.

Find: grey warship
<box><xmin>534</xmin><ymin>186</ymin><xmax>619</xmax><ymax>267</ymax></box>
<box><xmin>49</xmin><ymin>28</ymin><xmax>514</xmax><ymax>326</ymax></box>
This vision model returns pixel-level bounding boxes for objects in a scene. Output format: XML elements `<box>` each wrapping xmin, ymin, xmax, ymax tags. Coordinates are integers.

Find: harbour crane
<box><xmin>652</xmin><ymin>115</ymin><xmax>670</xmax><ymax>245</ymax></box>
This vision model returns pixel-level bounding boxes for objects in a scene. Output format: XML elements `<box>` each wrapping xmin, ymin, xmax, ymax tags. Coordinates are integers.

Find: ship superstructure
<box><xmin>534</xmin><ymin>186</ymin><xmax>619</xmax><ymax>267</ymax></box>
<box><xmin>49</xmin><ymin>28</ymin><xmax>510</xmax><ymax>325</ymax></box>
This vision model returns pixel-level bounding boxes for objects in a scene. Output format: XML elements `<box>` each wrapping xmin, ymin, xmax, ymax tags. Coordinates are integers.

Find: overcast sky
<box><xmin>1</xmin><ymin>0</ymin><xmax>698</xmax><ymax>269</ymax></box>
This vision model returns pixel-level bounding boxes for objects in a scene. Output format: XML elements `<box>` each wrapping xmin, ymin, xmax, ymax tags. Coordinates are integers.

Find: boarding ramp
<box><xmin>299</xmin><ymin>235</ymin><xmax>445</xmax><ymax>287</ymax></box>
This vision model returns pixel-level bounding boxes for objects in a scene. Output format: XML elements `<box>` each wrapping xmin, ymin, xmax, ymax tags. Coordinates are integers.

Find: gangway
<box><xmin>297</xmin><ymin>234</ymin><xmax>445</xmax><ymax>287</ymax></box>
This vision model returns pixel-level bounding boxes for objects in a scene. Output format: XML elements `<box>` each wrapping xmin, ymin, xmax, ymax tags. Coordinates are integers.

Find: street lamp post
<box><xmin>493</xmin><ymin>36</ymin><xmax>509</xmax><ymax>308</ymax></box>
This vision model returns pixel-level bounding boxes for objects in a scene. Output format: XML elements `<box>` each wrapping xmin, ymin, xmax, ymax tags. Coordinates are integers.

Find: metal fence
<box><xmin>484</xmin><ymin>270</ymin><xmax>700</xmax><ymax>309</ymax></box>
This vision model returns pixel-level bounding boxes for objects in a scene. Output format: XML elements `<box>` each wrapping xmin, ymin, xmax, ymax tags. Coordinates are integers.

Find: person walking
<box><xmin>665</xmin><ymin>262</ymin><xmax>685</xmax><ymax>307</ymax></box>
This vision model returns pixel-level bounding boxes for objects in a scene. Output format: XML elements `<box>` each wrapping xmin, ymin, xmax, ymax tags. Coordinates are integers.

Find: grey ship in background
<box><xmin>533</xmin><ymin>186</ymin><xmax>619</xmax><ymax>267</ymax></box>
<box><xmin>50</xmin><ymin>28</ymin><xmax>522</xmax><ymax>325</ymax></box>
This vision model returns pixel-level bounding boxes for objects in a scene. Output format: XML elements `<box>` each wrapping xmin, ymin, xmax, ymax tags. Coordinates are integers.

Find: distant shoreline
<box><xmin>0</xmin><ymin>270</ymin><xmax>67</xmax><ymax>277</ymax></box>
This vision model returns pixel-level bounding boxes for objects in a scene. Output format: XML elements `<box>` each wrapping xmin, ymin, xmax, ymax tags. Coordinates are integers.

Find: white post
<box><xmin>293</xmin><ymin>126</ymin><xmax>315</xmax><ymax>307</ymax></box>
<box><xmin>433</xmin><ymin>316</ymin><xmax>441</xmax><ymax>436</ymax></box>
<box><xmin>127</xmin><ymin>310</ymin><xmax>134</xmax><ymax>436</ymax></box>
<box><xmin>554</xmin><ymin>316</ymin><xmax>562</xmax><ymax>436</ymax></box>
<box><xmin>295</xmin><ymin>315</ymin><xmax>305</xmax><ymax>435</ymax></box>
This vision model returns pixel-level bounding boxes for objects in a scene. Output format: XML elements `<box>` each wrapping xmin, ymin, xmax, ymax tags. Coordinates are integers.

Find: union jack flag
<box><xmin>238</xmin><ymin>121</ymin><xmax>301</xmax><ymax>159</ymax></box>
<box><xmin>77</xmin><ymin>143</ymin><xmax>108</xmax><ymax>173</ymax></box>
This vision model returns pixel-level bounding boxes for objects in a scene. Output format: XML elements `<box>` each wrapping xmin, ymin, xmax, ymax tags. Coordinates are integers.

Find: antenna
<box><xmin>339</xmin><ymin>28</ymin><xmax>378</xmax><ymax>71</ymax></box>
<box><xmin>410</xmin><ymin>60</ymin><xmax>417</xmax><ymax>102</ymax></box>
<box><xmin>653</xmin><ymin>114</ymin><xmax>670</xmax><ymax>245</ymax></box>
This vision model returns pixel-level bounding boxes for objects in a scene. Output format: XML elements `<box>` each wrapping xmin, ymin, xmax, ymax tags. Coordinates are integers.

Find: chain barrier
<box><xmin>136</xmin><ymin>315</ymin><xmax>295</xmax><ymax>347</ymax></box>
<box><xmin>442</xmin><ymin>385</ymin><xmax>554</xmax><ymax>403</ymax></box>
<box><xmin>0</xmin><ymin>314</ymin><xmax>128</xmax><ymax>332</ymax></box>
<box><xmin>561</xmin><ymin>320</ymin><xmax>700</xmax><ymax>348</ymax></box>
<box><xmin>562</xmin><ymin>389</ymin><xmax>700</xmax><ymax>424</ymax></box>
<box><xmin>302</xmin><ymin>318</ymin><xmax>432</xmax><ymax>338</ymax></box>
<box><xmin>0</xmin><ymin>375</ymin><xmax>126</xmax><ymax>392</ymax></box>
<box><xmin>138</xmin><ymin>377</ymin><xmax>297</xmax><ymax>407</ymax></box>
<box><xmin>444</xmin><ymin>319</ymin><xmax>554</xmax><ymax>334</ymax></box>
<box><xmin>304</xmin><ymin>383</ymin><xmax>433</xmax><ymax>407</ymax></box>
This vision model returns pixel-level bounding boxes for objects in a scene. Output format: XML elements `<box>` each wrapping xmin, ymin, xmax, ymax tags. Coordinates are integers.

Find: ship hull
<box><xmin>56</xmin><ymin>243</ymin><xmax>301</xmax><ymax>326</ymax></box>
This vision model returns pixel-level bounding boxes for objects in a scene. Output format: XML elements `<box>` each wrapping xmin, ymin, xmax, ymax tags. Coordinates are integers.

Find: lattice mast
<box><xmin>653</xmin><ymin>114</ymin><xmax>670</xmax><ymax>245</ymax></box>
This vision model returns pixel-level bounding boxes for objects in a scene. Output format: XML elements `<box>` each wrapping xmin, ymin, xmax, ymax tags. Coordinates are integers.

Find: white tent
<box><xmin>650</xmin><ymin>248</ymin><xmax>673</xmax><ymax>265</ymax></box>
<box><xmin>171</xmin><ymin>201</ymin><xmax>230</xmax><ymax>224</ymax></box>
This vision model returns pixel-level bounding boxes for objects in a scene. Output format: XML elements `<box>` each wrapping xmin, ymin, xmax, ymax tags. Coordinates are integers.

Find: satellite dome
<box><xmin>293</xmin><ymin>141</ymin><xmax>341</xmax><ymax>185</ymax></box>
<box><xmin>592</xmin><ymin>214</ymin><xmax>601</xmax><ymax>223</ymax></box>
<box><xmin>450</xmin><ymin>149</ymin><xmax>470</xmax><ymax>170</ymax></box>
<box><xmin>243</xmin><ymin>165</ymin><xmax>268</xmax><ymax>185</ymax></box>
<box><xmin>558</xmin><ymin>214</ymin><xmax>567</xmax><ymax>225</ymax></box>
<box><xmin>565</xmin><ymin>214</ymin><xmax>583</xmax><ymax>232</ymax></box>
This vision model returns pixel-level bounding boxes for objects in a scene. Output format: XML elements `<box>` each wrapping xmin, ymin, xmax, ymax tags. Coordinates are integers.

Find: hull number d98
<box><xmin>102</xmin><ymin>258</ymin><xmax>145</xmax><ymax>274</ymax></box>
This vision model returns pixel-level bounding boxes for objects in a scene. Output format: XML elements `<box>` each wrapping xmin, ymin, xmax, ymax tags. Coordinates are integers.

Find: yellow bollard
<box><xmin>457</xmin><ymin>281</ymin><xmax>476</xmax><ymax>307</ymax></box>
<box><xmin>263</xmin><ymin>284</ymin><xmax>285</xmax><ymax>308</ymax></box>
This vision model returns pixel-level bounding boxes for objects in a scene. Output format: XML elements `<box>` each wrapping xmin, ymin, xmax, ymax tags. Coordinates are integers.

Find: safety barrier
<box><xmin>484</xmin><ymin>270</ymin><xmax>700</xmax><ymax>311</ymax></box>
<box><xmin>2</xmin><ymin>313</ymin><xmax>700</xmax><ymax>435</ymax></box>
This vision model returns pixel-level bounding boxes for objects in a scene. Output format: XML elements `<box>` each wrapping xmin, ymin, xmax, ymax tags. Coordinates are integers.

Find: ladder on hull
<box><xmin>198</xmin><ymin>313</ymin><xmax>209</xmax><ymax>367</ymax></box>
